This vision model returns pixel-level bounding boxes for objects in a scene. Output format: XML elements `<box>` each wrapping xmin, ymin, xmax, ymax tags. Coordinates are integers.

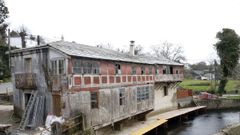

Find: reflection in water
<box><xmin>168</xmin><ymin>110</ymin><xmax>240</xmax><ymax>135</ymax></box>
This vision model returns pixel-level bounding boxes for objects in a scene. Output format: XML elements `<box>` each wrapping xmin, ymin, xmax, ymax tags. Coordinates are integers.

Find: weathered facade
<box><xmin>10</xmin><ymin>41</ymin><xmax>183</xmax><ymax>132</ymax></box>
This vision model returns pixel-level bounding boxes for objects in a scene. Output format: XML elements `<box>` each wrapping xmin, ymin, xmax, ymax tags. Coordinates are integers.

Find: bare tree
<box><xmin>19</xmin><ymin>25</ymin><xmax>28</xmax><ymax>48</ymax></box>
<box><xmin>96</xmin><ymin>43</ymin><xmax>114</xmax><ymax>50</ymax></box>
<box><xmin>152</xmin><ymin>41</ymin><xmax>185</xmax><ymax>62</ymax></box>
<box><xmin>134</xmin><ymin>45</ymin><xmax>143</xmax><ymax>55</ymax></box>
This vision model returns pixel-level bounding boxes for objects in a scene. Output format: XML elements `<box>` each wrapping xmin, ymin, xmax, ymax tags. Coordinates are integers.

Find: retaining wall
<box><xmin>196</xmin><ymin>98</ymin><xmax>240</xmax><ymax>109</ymax></box>
<box><xmin>214</xmin><ymin>123</ymin><xmax>240</xmax><ymax>135</ymax></box>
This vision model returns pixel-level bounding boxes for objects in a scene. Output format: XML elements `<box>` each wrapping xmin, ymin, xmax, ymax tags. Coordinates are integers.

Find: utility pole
<box><xmin>8</xmin><ymin>29</ymin><xmax>11</xmax><ymax>70</ymax></box>
<box><xmin>214</xmin><ymin>60</ymin><xmax>217</xmax><ymax>90</ymax></box>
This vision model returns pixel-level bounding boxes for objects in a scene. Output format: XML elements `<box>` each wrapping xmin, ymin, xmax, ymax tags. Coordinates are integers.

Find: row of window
<box><xmin>50</xmin><ymin>59</ymin><xmax>180</xmax><ymax>75</ymax></box>
<box><xmin>90</xmin><ymin>86</ymin><xmax>150</xmax><ymax>109</ymax></box>
<box><xmin>73</xmin><ymin>60</ymin><xmax>100</xmax><ymax>74</ymax></box>
<box><xmin>72</xmin><ymin>59</ymin><xmax>180</xmax><ymax>75</ymax></box>
<box><xmin>51</xmin><ymin>59</ymin><xmax>65</xmax><ymax>75</ymax></box>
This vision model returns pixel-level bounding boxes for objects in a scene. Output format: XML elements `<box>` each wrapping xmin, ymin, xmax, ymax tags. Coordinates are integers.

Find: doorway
<box><xmin>24</xmin><ymin>93</ymin><xmax>32</xmax><ymax>108</ymax></box>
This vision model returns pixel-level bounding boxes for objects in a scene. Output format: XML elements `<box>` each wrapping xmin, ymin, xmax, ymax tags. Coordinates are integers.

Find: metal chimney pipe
<box><xmin>129</xmin><ymin>40</ymin><xmax>135</xmax><ymax>56</ymax></box>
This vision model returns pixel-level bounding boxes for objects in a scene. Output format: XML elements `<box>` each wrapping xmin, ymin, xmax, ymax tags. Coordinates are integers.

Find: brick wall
<box><xmin>177</xmin><ymin>89</ymin><xmax>193</xmax><ymax>99</ymax></box>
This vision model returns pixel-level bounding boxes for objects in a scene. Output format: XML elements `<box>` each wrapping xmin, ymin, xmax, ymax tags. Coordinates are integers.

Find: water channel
<box><xmin>167</xmin><ymin>109</ymin><xmax>240</xmax><ymax>135</ymax></box>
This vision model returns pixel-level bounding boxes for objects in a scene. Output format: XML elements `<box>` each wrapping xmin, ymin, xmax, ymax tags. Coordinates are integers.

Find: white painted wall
<box><xmin>154</xmin><ymin>84</ymin><xmax>178</xmax><ymax>112</ymax></box>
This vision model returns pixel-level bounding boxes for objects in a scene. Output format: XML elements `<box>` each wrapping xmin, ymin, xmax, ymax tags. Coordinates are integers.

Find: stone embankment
<box><xmin>214</xmin><ymin>123</ymin><xmax>240</xmax><ymax>135</ymax></box>
<box><xmin>195</xmin><ymin>98</ymin><xmax>240</xmax><ymax>109</ymax></box>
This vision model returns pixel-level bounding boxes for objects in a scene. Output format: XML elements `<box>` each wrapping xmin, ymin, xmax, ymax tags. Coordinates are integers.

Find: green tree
<box><xmin>214</xmin><ymin>28</ymin><xmax>240</xmax><ymax>94</ymax></box>
<box><xmin>0</xmin><ymin>0</ymin><xmax>9</xmax><ymax>80</ymax></box>
<box><xmin>0</xmin><ymin>0</ymin><xmax>9</xmax><ymax>44</ymax></box>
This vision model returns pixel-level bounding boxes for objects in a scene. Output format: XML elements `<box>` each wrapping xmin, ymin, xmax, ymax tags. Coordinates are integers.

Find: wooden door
<box><xmin>52</xmin><ymin>94</ymin><xmax>61</xmax><ymax>116</ymax></box>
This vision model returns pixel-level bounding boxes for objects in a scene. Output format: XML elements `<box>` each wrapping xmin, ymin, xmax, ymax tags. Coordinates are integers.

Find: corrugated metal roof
<box><xmin>49</xmin><ymin>41</ymin><xmax>183</xmax><ymax>66</ymax></box>
<box><xmin>10</xmin><ymin>41</ymin><xmax>183</xmax><ymax>66</ymax></box>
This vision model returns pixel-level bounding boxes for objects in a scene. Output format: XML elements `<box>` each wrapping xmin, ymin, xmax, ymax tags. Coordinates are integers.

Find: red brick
<box><xmin>136</xmin><ymin>66</ymin><xmax>141</xmax><ymax>75</ymax></box>
<box><xmin>128</xmin><ymin>76</ymin><xmax>132</xmax><ymax>82</ymax></box>
<box><xmin>108</xmin><ymin>64</ymin><xmax>115</xmax><ymax>75</ymax></box>
<box><xmin>121</xmin><ymin>64</ymin><xmax>127</xmax><ymax>75</ymax></box>
<box><xmin>100</xmin><ymin>62</ymin><xmax>108</xmax><ymax>75</ymax></box>
<box><xmin>177</xmin><ymin>90</ymin><xmax>193</xmax><ymax>99</ymax></box>
<box><xmin>133</xmin><ymin>76</ymin><xmax>136</xmax><ymax>82</ymax></box>
<box><xmin>122</xmin><ymin>76</ymin><xmax>126</xmax><ymax>82</ymax></box>
<box><xmin>116</xmin><ymin>76</ymin><xmax>121</xmax><ymax>83</ymax></box>
<box><xmin>68</xmin><ymin>59</ymin><xmax>73</xmax><ymax>74</ymax></box>
<box><xmin>93</xmin><ymin>77</ymin><xmax>99</xmax><ymax>84</ymax></box>
<box><xmin>146</xmin><ymin>67</ymin><xmax>149</xmax><ymax>75</ymax></box>
<box><xmin>138</xmin><ymin>76</ymin><xmax>141</xmax><ymax>81</ymax></box>
<box><xmin>84</xmin><ymin>77</ymin><xmax>91</xmax><ymax>85</ymax></box>
<box><xmin>102</xmin><ymin>76</ymin><xmax>107</xmax><ymax>83</ymax></box>
<box><xmin>74</xmin><ymin>77</ymin><xmax>81</xmax><ymax>85</ymax></box>
<box><xmin>110</xmin><ymin>76</ymin><xmax>114</xmax><ymax>83</ymax></box>
<box><xmin>127</xmin><ymin>65</ymin><xmax>132</xmax><ymax>75</ymax></box>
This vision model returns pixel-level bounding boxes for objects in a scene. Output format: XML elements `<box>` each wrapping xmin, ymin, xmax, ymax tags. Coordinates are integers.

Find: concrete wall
<box><xmin>153</xmin><ymin>83</ymin><xmax>178</xmax><ymax>113</ymax></box>
<box><xmin>61</xmin><ymin>84</ymin><xmax>154</xmax><ymax>130</ymax></box>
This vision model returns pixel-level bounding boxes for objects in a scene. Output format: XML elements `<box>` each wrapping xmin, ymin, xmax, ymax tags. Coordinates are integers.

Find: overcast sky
<box><xmin>5</xmin><ymin>0</ymin><xmax>240</xmax><ymax>63</ymax></box>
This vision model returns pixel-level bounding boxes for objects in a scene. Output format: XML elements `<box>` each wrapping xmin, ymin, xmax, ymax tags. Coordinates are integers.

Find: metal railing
<box><xmin>15</xmin><ymin>73</ymin><xmax>37</xmax><ymax>89</ymax></box>
<box><xmin>155</xmin><ymin>74</ymin><xmax>184</xmax><ymax>82</ymax></box>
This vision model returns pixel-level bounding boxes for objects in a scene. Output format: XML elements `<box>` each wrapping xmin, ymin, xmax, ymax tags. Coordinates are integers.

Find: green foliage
<box><xmin>0</xmin><ymin>0</ymin><xmax>9</xmax><ymax>44</ymax></box>
<box><xmin>214</xmin><ymin>28</ymin><xmax>240</xmax><ymax>94</ymax></box>
<box><xmin>226</xmin><ymin>95</ymin><xmax>240</xmax><ymax>100</ymax></box>
<box><xmin>0</xmin><ymin>0</ymin><xmax>8</xmax><ymax>24</ymax></box>
<box><xmin>180</xmin><ymin>79</ymin><xmax>240</xmax><ymax>92</ymax></box>
<box><xmin>0</xmin><ymin>45</ymin><xmax>10</xmax><ymax>80</ymax></box>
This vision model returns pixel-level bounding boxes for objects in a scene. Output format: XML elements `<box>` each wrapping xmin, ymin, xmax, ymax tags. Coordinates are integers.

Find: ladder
<box><xmin>19</xmin><ymin>91</ymin><xmax>37</xmax><ymax>130</ymax></box>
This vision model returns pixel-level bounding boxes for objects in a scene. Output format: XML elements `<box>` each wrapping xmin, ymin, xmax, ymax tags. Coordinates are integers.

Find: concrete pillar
<box><xmin>113</xmin><ymin>122</ymin><xmax>123</xmax><ymax>131</ymax></box>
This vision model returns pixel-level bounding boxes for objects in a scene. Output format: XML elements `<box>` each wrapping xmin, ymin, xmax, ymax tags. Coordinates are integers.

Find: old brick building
<box><xmin>10</xmin><ymin>40</ymin><xmax>183</xmax><ymax>132</ymax></box>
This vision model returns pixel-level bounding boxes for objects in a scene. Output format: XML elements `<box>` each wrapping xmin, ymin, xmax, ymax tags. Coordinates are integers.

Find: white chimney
<box><xmin>129</xmin><ymin>40</ymin><xmax>135</xmax><ymax>56</ymax></box>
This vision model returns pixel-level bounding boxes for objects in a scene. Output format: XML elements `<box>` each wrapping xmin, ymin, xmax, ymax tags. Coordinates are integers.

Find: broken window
<box><xmin>170</xmin><ymin>66</ymin><xmax>173</xmax><ymax>74</ymax></box>
<box><xmin>137</xmin><ymin>87</ymin><xmax>141</xmax><ymax>102</ymax></box>
<box><xmin>141</xmin><ymin>66</ymin><xmax>145</xmax><ymax>75</ymax></box>
<box><xmin>163</xmin><ymin>86</ymin><xmax>168</xmax><ymax>96</ymax></box>
<box><xmin>176</xmin><ymin>69</ymin><xmax>179</xmax><ymax>74</ymax></box>
<box><xmin>92</xmin><ymin>63</ymin><xmax>100</xmax><ymax>74</ymax></box>
<box><xmin>73</xmin><ymin>59</ymin><xmax>82</xmax><ymax>73</ymax></box>
<box><xmin>76</xmin><ymin>61</ymin><xmax>99</xmax><ymax>75</ymax></box>
<box><xmin>91</xmin><ymin>92</ymin><xmax>98</xmax><ymax>109</ymax></box>
<box><xmin>163</xmin><ymin>66</ymin><xmax>171</xmax><ymax>74</ymax></box>
<box><xmin>24</xmin><ymin>58</ymin><xmax>32</xmax><ymax>73</ymax></box>
<box><xmin>51</xmin><ymin>60</ymin><xmax>58</xmax><ymax>75</ymax></box>
<box><xmin>59</xmin><ymin>60</ymin><xmax>64</xmax><ymax>74</ymax></box>
<box><xmin>51</xmin><ymin>59</ymin><xmax>65</xmax><ymax>75</ymax></box>
<box><xmin>145</xmin><ymin>86</ymin><xmax>149</xmax><ymax>99</ymax></box>
<box><xmin>149</xmin><ymin>66</ymin><xmax>152</xmax><ymax>74</ymax></box>
<box><xmin>115</xmin><ymin>64</ymin><xmax>121</xmax><ymax>75</ymax></box>
<box><xmin>155</xmin><ymin>66</ymin><xmax>159</xmax><ymax>75</ymax></box>
<box><xmin>137</xmin><ymin>86</ymin><xmax>150</xmax><ymax>102</ymax></box>
<box><xmin>119</xmin><ymin>88</ymin><xmax>125</xmax><ymax>106</ymax></box>
<box><xmin>132</xmin><ymin>66</ymin><xmax>136</xmax><ymax>75</ymax></box>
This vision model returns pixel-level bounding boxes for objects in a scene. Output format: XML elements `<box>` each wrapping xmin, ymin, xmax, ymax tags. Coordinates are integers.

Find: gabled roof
<box><xmin>10</xmin><ymin>41</ymin><xmax>183</xmax><ymax>66</ymax></box>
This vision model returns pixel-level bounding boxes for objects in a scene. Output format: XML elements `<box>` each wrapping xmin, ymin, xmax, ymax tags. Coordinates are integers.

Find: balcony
<box><xmin>155</xmin><ymin>74</ymin><xmax>184</xmax><ymax>82</ymax></box>
<box><xmin>15</xmin><ymin>73</ymin><xmax>37</xmax><ymax>89</ymax></box>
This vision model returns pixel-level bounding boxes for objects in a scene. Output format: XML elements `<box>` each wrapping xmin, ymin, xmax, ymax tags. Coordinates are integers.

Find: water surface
<box><xmin>168</xmin><ymin>110</ymin><xmax>240</xmax><ymax>135</ymax></box>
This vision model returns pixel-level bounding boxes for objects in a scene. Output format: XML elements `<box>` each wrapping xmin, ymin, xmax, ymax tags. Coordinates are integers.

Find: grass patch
<box><xmin>179</xmin><ymin>79</ymin><xmax>240</xmax><ymax>92</ymax></box>
<box><xmin>225</xmin><ymin>95</ymin><xmax>240</xmax><ymax>100</ymax></box>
